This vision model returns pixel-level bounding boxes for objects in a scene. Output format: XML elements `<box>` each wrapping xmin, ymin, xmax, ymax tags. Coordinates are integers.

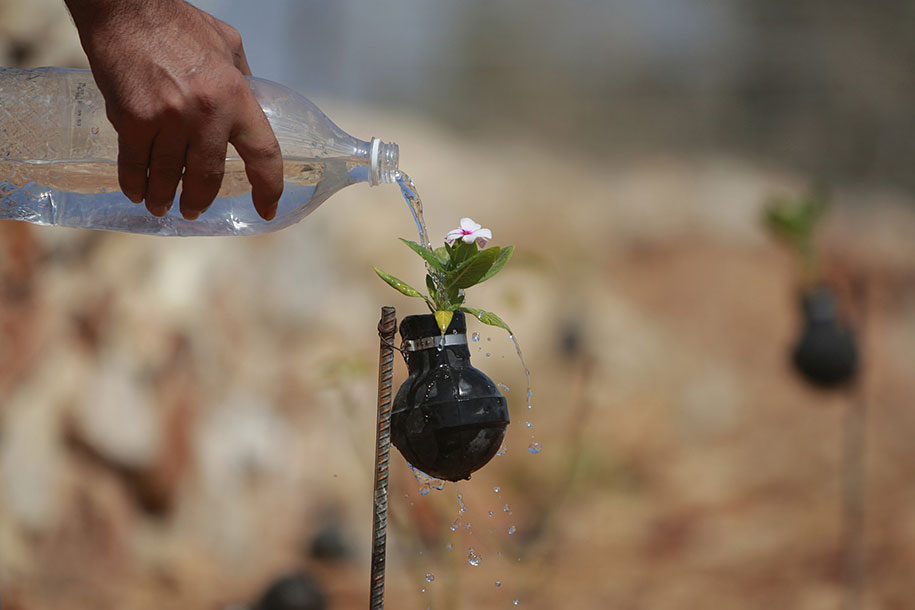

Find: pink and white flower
<box><xmin>445</xmin><ymin>217</ymin><xmax>492</xmax><ymax>247</ymax></box>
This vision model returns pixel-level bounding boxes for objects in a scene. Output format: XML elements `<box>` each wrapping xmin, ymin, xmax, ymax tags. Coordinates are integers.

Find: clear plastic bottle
<box><xmin>0</xmin><ymin>67</ymin><xmax>398</xmax><ymax>236</ymax></box>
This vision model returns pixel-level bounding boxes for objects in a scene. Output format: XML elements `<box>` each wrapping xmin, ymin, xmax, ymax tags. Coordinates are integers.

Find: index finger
<box><xmin>230</xmin><ymin>93</ymin><xmax>283</xmax><ymax>221</ymax></box>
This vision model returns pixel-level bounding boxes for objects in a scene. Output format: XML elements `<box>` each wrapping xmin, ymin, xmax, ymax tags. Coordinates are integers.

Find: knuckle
<box><xmin>251</xmin><ymin>138</ymin><xmax>282</xmax><ymax>162</ymax></box>
<box><xmin>224</xmin><ymin>72</ymin><xmax>248</xmax><ymax>98</ymax></box>
<box><xmin>148</xmin><ymin>163</ymin><xmax>184</xmax><ymax>182</ymax></box>
<box><xmin>159</xmin><ymin>90</ymin><xmax>188</xmax><ymax>120</ymax></box>
<box><xmin>187</xmin><ymin>167</ymin><xmax>225</xmax><ymax>189</ymax></box>
<box><xmin>118</xmin><ymin>155</ymin><xmax>148</xmax><ymax>172</ymax></box>
<box><xmin>191</xmin><ymin>87</ymin><xmax>220</xmax><ymax>116</ymax></box>
<box><xmin>222</xmin><ymin>24</ymin><xmax>244</xmax><ymax>53</ymax></box>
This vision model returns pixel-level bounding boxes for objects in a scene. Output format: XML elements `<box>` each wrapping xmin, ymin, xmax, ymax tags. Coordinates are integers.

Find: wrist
<box><xmin>65</xmin><ymin>0</ymin><xmax>182</xmax><ymax>45</ymax></box>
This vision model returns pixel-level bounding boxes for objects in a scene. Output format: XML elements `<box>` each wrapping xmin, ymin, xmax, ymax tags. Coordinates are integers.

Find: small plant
<box><xmin>763</xmin><ymin>187</ymin><xmax>829</xmax><ymax>281</ymax></box>
<box><xmin>374</xmin><ymin>217</ymin><xmax>514</xmax><ymax>334</ymax></box>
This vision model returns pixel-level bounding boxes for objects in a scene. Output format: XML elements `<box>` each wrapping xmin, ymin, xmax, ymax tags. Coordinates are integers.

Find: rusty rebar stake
<box><xmin>370</xmin><ymin>306</ymin><xmax>397</xmax><ymax>610</ymax></box>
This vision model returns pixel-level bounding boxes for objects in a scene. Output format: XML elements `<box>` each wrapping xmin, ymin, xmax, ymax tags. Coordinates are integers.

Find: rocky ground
<box><xmin>2</xmin><ymin>96</ymin><xmax>915</xmax><ymax>609</ymax></box>
<box><xmin>3</xmin><ymin>3</ymin><xmax>915</xmax><ymax>605</ymax></box>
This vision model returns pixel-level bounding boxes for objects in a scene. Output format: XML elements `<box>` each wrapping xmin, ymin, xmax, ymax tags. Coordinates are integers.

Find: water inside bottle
<box><xmin>1</xmin><ymin>158</ymin><xmax>358</xmax><ymax>235</ymax></box>
<box><xmin>1</xmin><ymin>158</ymin><xmax>339</xmax><ymax>197</ymax></box>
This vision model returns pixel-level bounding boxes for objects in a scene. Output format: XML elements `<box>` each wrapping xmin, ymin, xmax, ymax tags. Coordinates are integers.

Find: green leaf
<box><xmin>433</xmin><ymin>246</ymin><xmax>450</xmax><ymax>268</ymax></box>
<box><xmin>459</xmin><ymin>307</ymin><xmax>512</xmax><ymax>334</ymax></box>
<box><xmin>477</xmin><ymin>245</ymin><xmax>513</xmax><ymax>284</ymax></box>
<box><xmin>373</xmin><ymin>267</ymin><xmax>427</xmax><ymax>299</ymax></box>
<box><xmin>434</xmin><ymin>310</ymin><xmax>454</xmax><ymax>334</ymax></box>
<box><xmin>425</xmin><ymin>273</ymin><xmax>438</xmax><ymax>298</ymax></box>
<box><xmin>450</xmin><ymin>240</ymin><xmax>479</xmax><ymax>266</ymax></box>
<box><xmin>400</xmin><ymin>239</ymin><xmax>445</xmax><ymax>273</ymax></box>
<box><xmin>446</xmin><ymin>247</ymin><xmax>500</xmax><ymax>290</ymax></box>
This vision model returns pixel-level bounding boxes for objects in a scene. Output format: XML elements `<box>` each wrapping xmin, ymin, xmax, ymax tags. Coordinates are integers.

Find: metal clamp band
<box><xmin>402</xmin><ymin>334</ymin><xmax>468</xmax><ymax>353</ymax></box>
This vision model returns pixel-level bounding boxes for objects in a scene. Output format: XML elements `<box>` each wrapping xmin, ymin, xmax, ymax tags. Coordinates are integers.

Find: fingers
<box><xmin>145</xmin><ymin>131</ymin><xmax>187</xmax><ymax>216</ymax></box>
<box><xmin>117</xmin><ymin>131</ymin><xmax>153</xmax><ymax>203</ymax></box>
<box><xmin>179</xmin><ymin>124</ymin><xmax>229</xmax><ymax>221</ymax></box>
<box><xmin>230</xmin><ymin>93</ymin><xmax>284</xmax><ymax>221</ymax></box>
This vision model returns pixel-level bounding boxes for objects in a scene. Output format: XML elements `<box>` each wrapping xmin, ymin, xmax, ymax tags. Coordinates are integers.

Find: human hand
<box><xmin>65</xmin><ymin>0</ymin><xmax>283</xmax><ymax>220</ymax></box>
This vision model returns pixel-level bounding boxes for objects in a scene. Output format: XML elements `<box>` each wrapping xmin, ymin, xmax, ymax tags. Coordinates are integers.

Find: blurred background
<box><xmin>2</xmin><ymin>1</ymin><xmax>915</xmax><ymax>609</ymax></box>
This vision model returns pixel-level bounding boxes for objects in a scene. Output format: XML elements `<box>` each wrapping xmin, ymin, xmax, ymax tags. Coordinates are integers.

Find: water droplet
<box><xmin>513</xmin><ymin>600</ymin><xmax>520</xmax><ymax>606</ymax></box>
<box><xmin>525</xmin><ymin>421</ymin><xmax>533</xmax><ymax>428</ymax></box>
<box><xmin>467</xmin><ymin>548</ymin><xmax>481</xmax><ymax>566</ymax></box>
<box><xmin>496</xmin><ymin>442</ymin><xmax>507</xmax><ymax>457</ymax></box>
<box><xmin>450</xmin><ymin>517</ymin><xmax>461</xmax><ymax>531</ymax></box>
<box><xmin>457</xmin><ymin>493</ymin><xmax>467</xmax><ymax>513</ymax></box>
<box><xmin>494</xmin><ymin>581</ymin><xmax>502</xmax><ymax>588</ymax></box>
<box><xmin>497</xmin><ymin>383</ymin><xmax>511</xmax><ymax>393</ymax></box>
<box><xmin>493</xmin><ymin>486</ymin><xmax>501</xmax><ymax>493</ymax></box>
<box><xmin>472</xmin><ymin>332</ymin><xmax>480</xmax><ymax>342</ymax></box>
<box><xmin>425</xmin><ymin>573</ymin><xmax>435</xmax><ymax>582</ymax></box>
<box><xmin>445</xmin><ymin>544</ymin><xmax>452</xmax><ymax>550</ymax></box>
<box><xmin>421</xmin><ymin>587</ymin><xmax>426</xmax><ymax>593</ymax></box>
<box><xmin>488</xmin><ymin>511</ymin><xmax>494</xmax><ymax>517</ymax></box>
<box><xmin>90</xmin><ymin>126</ymin><xmax>99</xmax><ymax>135</ymax></box>
<box><xmin>508</xmin><ymin>525</ymin><xmax>517</xmax><ymax>535</ymax></box>
<box><xmin>487</xmin><ymin>336</ymin><xmax>492</xmax><ymax>342</ymax></box>
<box><xmin>528</xmin><ymin>442</ymin><xmax>542</xmax><ymax>454</ymax></box>
<box><xmin>464</xmin><ymin>523</ymin><xmax>472</xmax><ymax>530</ymax></box>
<box><xmin>485</xmin><ymin>352</ymin><xmax>491</xmax><ymax>357</ymax></box>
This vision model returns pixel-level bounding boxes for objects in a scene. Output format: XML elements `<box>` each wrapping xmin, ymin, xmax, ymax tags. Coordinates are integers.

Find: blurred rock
<box><xmin>0</xmin><ymin>0</ymin><xmax>87</xmax><ymax>67</ymax></box>
<box><xmin>306</xmin><ymin>520</ymin><xmax>353</xmax><ymax>563</ymax></box>
<box><xmin>71</xmin><ymin>353</ymin><xmax>161</xmax><ymax>472</ymax></box>
<box><xmin>254</xmin><ymin>572</ymin><xmax>327</xmax><ymax>610</ymax></box>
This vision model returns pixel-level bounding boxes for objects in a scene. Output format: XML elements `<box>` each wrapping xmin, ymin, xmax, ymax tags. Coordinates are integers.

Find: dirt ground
<box><xmin>2</xmin><ymin>97</ymin><xmax>915</xmax><ymax>610</ymax></box>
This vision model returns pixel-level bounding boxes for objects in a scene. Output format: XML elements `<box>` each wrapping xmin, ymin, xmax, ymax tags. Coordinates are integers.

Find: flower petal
<box><xmin>445</xmin><ymin>228</ymin><xmax>464</xmax><ymax>243</ymax></box>
<box><xmin>460</xmin><ymin>217</ymin><xmax>481</xmax><ymax>233</ymax></box>
<box><xmin>461</xmin><ymin>233</ymin><xmax>477</xmax><ymax>244</ymax></box>
<box><xmin>475</xmin><ymin>228</ymin><xmax>492</xmax><ymax>241</ymax></box>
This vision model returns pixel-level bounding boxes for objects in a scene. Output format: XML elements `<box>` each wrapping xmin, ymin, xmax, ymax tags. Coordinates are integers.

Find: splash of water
<box><xmin>410</xmin><ymin>465</ymin><xmax>445</xmax><ymax>496</ymax></box>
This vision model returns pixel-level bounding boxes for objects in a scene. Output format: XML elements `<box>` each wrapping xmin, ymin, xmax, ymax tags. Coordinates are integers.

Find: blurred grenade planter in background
<box><xmin>392</xmin><ymin>312</ymin><xmax>509</xmax><ymax>481</ymax></box>
<box><xmin>763</xmin><ymin>189</ymin><xmax>860</xmax><ymax>389</ymax></box>
<box><xmin>793</xmin><ymin>286</ymin><xmax>858</xmax><ymax>387</ymax></box>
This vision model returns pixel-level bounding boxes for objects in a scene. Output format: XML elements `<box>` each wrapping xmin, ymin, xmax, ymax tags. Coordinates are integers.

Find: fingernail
<box><xmin>149</xmin><ymin>204</ymin><xmax>168</xmax><ymax>217</ymax></box>
<box><xmin>184</xmin><ymin>211</ymin><xmax>199</xmax><ymax>221</ymax></box>
<box><xmin>264</xmin><ymin>200</ymin><xmax>279</xmax><ymax>221</ymax></box>
<box><xmin>126</xmin><ymin>192</ymin><xmax>143</xmax><ymax>204</ymax></box>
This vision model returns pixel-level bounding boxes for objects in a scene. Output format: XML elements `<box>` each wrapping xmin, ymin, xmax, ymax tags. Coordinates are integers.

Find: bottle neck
<box><xmin>369</xmin><ymin>138</ymin><xmax>399</xmax><ymax>186</ymax></box>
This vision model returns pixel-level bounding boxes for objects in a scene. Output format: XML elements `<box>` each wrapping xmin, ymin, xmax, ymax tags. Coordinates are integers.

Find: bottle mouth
<box><xmin>369</xmin><ymin>137</ymin><xmax>399</xmax><ymax>186</ymax></box>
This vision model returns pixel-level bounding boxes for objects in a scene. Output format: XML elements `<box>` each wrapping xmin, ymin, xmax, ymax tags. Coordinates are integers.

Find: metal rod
<box><xmin>370</xmin><ymin>306</ymin><xmax>397</xmax><ymax>610</ymax></box>
<box><xmin>842</xmin><ymin>279</ymin><xmax>871</xmax><ymax>610</ymax></box>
